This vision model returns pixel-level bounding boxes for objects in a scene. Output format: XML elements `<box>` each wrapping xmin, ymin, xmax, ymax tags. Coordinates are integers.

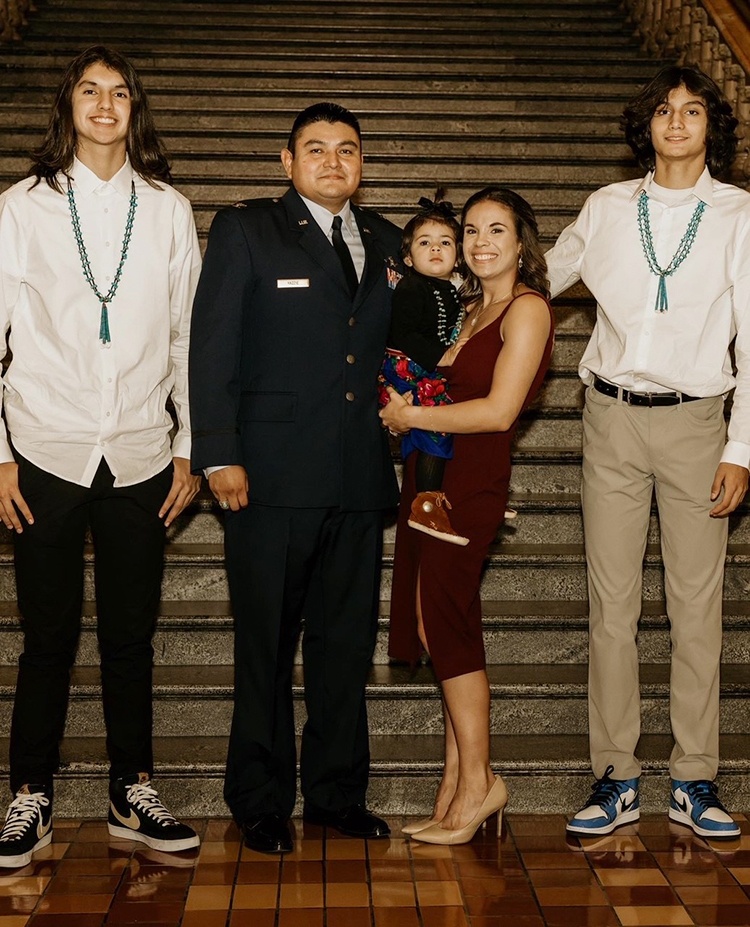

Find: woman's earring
<box><xmin>518</xmin><ymin>254</ymin><xmax>524</xmax><ymax>270</ymax></box>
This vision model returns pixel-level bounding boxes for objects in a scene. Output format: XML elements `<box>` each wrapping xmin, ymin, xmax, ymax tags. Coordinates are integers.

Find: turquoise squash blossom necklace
<box><xmin>637</xmin><ymin>190</ymin><xmax>705</xmax><ymax>313</ymax></box>
<box><xmin>66</xmin><ymin>178</ymin><xmax>137</xmax><ymax>344</ymax></box>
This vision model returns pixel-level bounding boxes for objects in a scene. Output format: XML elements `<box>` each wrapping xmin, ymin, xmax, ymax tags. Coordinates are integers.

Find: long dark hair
<box><xmin>459</xmin><ymin>186</ymin><xmax>549</xmax><ymax>304</ymax></box>
<box><xmin>621</xmin><ymin>64</ymin><xmax>738</xmax><ymax>176</ymax></box>
<box><xmin>29</xmin><ymin>45</ymin><xmax>172</xmax><ymax>192</ymax></box>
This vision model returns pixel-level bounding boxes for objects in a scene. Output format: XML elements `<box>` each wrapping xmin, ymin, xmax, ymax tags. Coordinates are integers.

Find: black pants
<box><xmin>9</xmin><ymin>455</ymin><xmax>172</xmax><ymax>795</ymax></box>
<box><xmin>223</xmin><ymin>503</ymin><xmax>383</xmax><ymax>822</ymax></box>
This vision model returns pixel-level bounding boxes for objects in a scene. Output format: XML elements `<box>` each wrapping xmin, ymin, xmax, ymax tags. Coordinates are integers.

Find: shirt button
<box><xmin>345</xmin><ymin>391</ymin><xmax>355</xmax><ymax>402</ymax></box>
<box><xmin>105</xmin><ymin>242</ymin><xmax>111</xmax><ymax>247</ymax></box>
<box><xmin>107</xmin><ymin>378</ymin><xmax>112</xmax><ymax>383</ymax></box>
<box><xmin>348</xmin><ymin>317</ymin><xmax>356</xmax><ymax>327</ymax></box>
<box><xmin>106</xmin><ymin>411</ymin><xmax>111</xmax><ymax>417</ymax></box>
<box><xmin>346</xmin><ymin>354</ymin><xmax>356</xmax><ymax>365</ymax></box>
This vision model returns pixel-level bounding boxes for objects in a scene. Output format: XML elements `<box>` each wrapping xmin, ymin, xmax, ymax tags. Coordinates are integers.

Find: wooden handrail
<box><xmin>702</xmin><ymin>0</ymin><xmax>750</xmax><ymax>72</ymax></box>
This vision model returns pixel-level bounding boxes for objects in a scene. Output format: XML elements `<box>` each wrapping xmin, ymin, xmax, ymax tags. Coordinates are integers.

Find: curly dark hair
<box><xmin>621</xmin><ymin>64</ymin><xmax>738</xmax><ymax>176</ymax></box>
<box><xmin>29</xmin><ymin>45</ymin><xmax>172</xmax><ymax>192</ymax></box>
<box><xmin>459</xmin><ymin>186</ymin><xmax>549</xmax><ymax>304</ymax></box>
<box><xmin>400</xmin><ymin>187</ymin><xmax>462</xmax><ymax>262</ymax></box>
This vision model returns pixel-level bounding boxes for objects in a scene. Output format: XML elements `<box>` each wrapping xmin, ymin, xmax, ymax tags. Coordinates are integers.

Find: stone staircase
<box><xmin>1</xmin><ymin>0</ymin><xmax>749</xmax><ymax>818</ymax></box>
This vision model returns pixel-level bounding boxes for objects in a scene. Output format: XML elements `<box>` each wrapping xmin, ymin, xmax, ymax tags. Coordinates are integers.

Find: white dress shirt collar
<box><xmin>631</xmin><ymin>166</ymin><xmax>715</xmax><ymax>208</ymax></box>
<box><xmin>298</xmin><ymin>193</ymin><xmax>356</xmax><ymax>238</ymax></box>
<box><xmin>69</xmin><ymin>155</ymin><xmax>134</xmax><ymax>198</ymax></box>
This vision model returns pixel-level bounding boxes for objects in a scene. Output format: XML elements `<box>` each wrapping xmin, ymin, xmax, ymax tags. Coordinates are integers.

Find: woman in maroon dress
<box><xmin>380</xmin><ymin>187</ymin><xmax>554</xmax><ymax>845</ymax></box>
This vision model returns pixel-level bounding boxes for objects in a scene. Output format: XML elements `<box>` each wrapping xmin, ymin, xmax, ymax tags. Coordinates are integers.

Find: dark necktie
<box><xmin>331</xmin><ymin>215</ymin><xmax>359</xmax><ymax>297</ymax></box>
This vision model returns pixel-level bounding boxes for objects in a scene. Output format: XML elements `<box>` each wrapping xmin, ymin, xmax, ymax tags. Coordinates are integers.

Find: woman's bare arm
<box><xmin>380</xmin><ymin>293</ymin><xmax>552</xmax><ymax>435</ymax></box>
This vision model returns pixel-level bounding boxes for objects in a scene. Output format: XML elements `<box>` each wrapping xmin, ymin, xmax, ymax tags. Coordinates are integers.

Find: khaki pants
<box><xmin>581</xmin><ymin>386</ymin><xmax>728</xmax><ymax>781</ymax></box>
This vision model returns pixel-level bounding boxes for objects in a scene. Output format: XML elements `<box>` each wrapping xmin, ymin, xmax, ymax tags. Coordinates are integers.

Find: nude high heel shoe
<box><xmin>410</xmin><ymin>776</ymin><xmax>508</xmax><ymax>845</ymax></box>
<box><xmin>402</xmin><ymin>816</ymin><xmax>441</xmax><ymax>836</ymax></box>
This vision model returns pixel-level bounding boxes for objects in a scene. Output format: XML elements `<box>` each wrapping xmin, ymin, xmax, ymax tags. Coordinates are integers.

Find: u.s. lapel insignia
<box><xmin>385</xmin><ymin>256</ymin><xmax>402</xmax><ymax>290</ymax></box>
<box><xmin>298</xmin><ymin>219</ymin><xmax>309</xmax><ymax>226</ymax></box>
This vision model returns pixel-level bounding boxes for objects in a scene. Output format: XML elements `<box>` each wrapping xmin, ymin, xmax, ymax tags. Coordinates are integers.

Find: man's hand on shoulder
<box><xmin>710</xmin><ymin>462</ymin><xmax>749</xmax><ymax>517</ymax></box>
<box><xmin>160</xmin><ymin>457</ymin><xmax>202</xmax><ymax>527</ymax></box>
<box><xmin>208</xmin><ymin>465</ymin><xmax>249</xmax><ymax>512</ymax></box>
<box><xmin>0</xmin><ymin>461</ymin><xmax>32</xmax><ymax>533</ymax></box>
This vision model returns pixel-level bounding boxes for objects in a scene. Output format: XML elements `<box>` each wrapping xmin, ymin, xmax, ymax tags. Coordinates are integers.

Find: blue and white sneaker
<box><xmin>669</xmin><ymin>779</ymin><xmax>740</xmax><ymax>840</ymax></box>
<box><xmin>566</xmin><ymin>765</ymin><xmax>640</xmax><ymax>836</ymax></box>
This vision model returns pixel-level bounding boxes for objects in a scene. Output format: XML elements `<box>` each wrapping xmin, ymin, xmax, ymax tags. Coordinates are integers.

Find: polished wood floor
<box><xmin>2</xmin><ymin>813</ymin><xmax>750</xmax><ymax>926</ymax></box>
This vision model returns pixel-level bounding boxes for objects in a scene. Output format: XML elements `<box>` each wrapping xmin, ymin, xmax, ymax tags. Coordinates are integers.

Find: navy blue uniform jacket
<box><xmin>189</xmin><ymin>187</ymin><xmax>402</xmax><ymax>511</ymax></box>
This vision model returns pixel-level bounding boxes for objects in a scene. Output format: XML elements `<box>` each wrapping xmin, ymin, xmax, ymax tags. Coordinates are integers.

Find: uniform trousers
<box><xmin>10</xmin><ymin>455</ymin><xmax>171</xmax><ymax>795</ymax></box>
<box><xmin>581</xmin><ymin>387</ymin><xmax>728</xmax><ymax>782</ymax></box>
<box><xmin>223</xmin><ymin>503</ymin><xmax>383</xmax><ymax>823</ymax></box>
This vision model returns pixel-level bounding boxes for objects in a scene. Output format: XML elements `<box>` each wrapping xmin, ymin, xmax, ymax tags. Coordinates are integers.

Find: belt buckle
<box><xmin>626</xmin><ymin>390</ymin><xmax>642</xmax><ymax>406</ymax></box>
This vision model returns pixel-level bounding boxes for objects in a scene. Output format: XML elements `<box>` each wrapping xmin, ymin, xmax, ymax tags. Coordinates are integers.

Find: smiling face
<box><xmin>280</xmin><ymin>120</ymin><xmax>363</xmax><ymax>213</ymax></box>
<box><xmin>71</xmin><ymin>61</ymin><xmax>131</xmax><ymax>162</ymax></box>
<box><xmin>649</xmin><ymin>84</ymin><xmax>708</xmax><ymax>170</ymax></box>
<box><xmin>462</xmin><ymin>200</ymin><xmax>521</xmax><ymax>284</ymax></box>
<box><xmin>404</xmin><ymin>219</ymin><xmax>457</xmax><ymax>280</ymax></box>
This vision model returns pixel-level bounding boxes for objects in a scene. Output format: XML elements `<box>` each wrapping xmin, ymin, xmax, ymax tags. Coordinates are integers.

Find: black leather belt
<box><xmin>593</xmin><ymin>376</ymin><xmax>701</xmax><ymax>407</ymax></box>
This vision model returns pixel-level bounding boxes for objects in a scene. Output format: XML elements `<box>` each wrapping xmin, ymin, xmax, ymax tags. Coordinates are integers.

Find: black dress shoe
<box><xmin>240</xmin><ymin>813</ymin><xmax>292</xmax><ymax>854</ymax></box>
<box><xmin>303</xmin><ymin>804</ymin><xmax>390</xmax><ymax>838</ymax></box>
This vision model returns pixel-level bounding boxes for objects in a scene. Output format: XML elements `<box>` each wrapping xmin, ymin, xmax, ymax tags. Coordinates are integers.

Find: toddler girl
<box><xmin>380</xmin><ymin>195</ymin><xmax>468</xmax><ymax>545</ymax></box>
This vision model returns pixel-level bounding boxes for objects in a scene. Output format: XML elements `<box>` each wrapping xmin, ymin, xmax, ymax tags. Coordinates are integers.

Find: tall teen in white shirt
<box><xmin>547</xmin><ymin>65</ymin><xmax>750</xmax><ymax>841</ymax></box>
<box><xmin>0</xmin><ymin>46</ymin><xmax>202</xmax><ymax>867</ymax></box>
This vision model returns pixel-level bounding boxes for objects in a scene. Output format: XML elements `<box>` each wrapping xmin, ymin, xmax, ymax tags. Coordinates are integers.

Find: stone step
<box><xmin>0</xmin><ymin>80</ymin><xmax>658</xmax><ymax>105</ymax></box>
<box><xmin>2</xmin><ymin>70</ymin><xmax>654</xmax><ymax>95</ymax></box>
<box><xmin>1</xmin><ymin>53</ymin><xmax>658</xmax><ymax>76</ymax></box>
<box><xmin>165</xmin><ymin>487</ymin><xmax>750</xmax><ymax>546</ymax></box>
<box><xmin>27</xmin><ymin>0</ymin><xmax>632</xmax><ymax>29</ymax></box>
<box><xmin>37</xmin><ymin>0</ymin><xmax>635</xmax><ymax>16</ymax></box>
<box><xmin>0</xmin><ymin>663</ymin><xmax>747</xmax><ymax>740</ymax></box>
<box><xmin>0</xmin><ymin>128</ymin><xmax>635</xmax><ymax>160</ymax></box>
<box><xmin>0</xmin><ymin>95</ymin><xmax>639</xmax><ymax>119</ymax></box>
<box><xmin>0</xmin><ymin>109</ymin><xmax>642</xmax><ymax>137</ymax></box>
<box><xmin>17</xmin><ymin>17</ymin><xmax>638</xmax><ymax>39</ymax></box>
<box><xmin>0</xmin><ymin>540</ymin><xmax>748</xmax><ymax>602</ymax></box>
<box><xmin>3</xmin><ymin>733</ymin><xmax>749</xmax><ymax>817</ymax></box>
<box><xmin>3</xmin><ymin>597</ymin><xmax>750</xmax><ymax>667</ymax></box>
<box><xmin>13</xmin><ymin>33</ymin><xmax>643</xmax><ymax>54</ymax></box>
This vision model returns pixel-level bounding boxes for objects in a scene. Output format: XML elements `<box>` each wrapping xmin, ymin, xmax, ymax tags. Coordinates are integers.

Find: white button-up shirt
<box><xmin>299</xmin><ymin>194</ymin><xmax>365</xmax><ymax>279</ymax></box>
<box><xmin>546</xmin><ymin>167</ymin><xmax>750</xmax><ymax>468</ymax></box>
<box><xmin>0</xmin><ymin>157</ymin><xmax>201</xmax><ymax>486</ymax></box>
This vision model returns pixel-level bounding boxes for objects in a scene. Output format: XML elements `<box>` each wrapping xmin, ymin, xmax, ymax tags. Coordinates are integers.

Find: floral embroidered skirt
<box><xmin>379</xmin><ymin>349</ymin><xmax>453</xmax><ymax>460</ymax></box>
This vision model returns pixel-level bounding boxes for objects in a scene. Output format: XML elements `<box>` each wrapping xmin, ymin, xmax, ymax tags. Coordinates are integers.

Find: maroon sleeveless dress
<box><xmin>388</xmin><ymin>294</ymin><xmax>554</xmax><ymax>681</ymax></box>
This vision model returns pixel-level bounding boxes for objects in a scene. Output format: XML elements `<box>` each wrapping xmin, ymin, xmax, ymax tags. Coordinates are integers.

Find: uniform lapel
<box><xmin>352</xmin><ymin>205</ymin><xmax>388</xmax><ymax>309</ymax></box>
<box><xmin>282</xmin><ymin>188</ymin><xmax>352</xmax><ymax>297</ymax></box>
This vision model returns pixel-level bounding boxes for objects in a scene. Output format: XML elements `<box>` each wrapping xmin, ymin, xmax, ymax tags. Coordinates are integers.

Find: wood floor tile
<box><xmin>183</xmin><ymin>884</ymin><xmax>232</xmax><ymax>910</ymax></box>
<box><xmin>324</xmin><ymin>881</ymin><xmax>370</xmax><ymax>907</ymax></box>
<box><xmin>326</xmin><ymin>908</ymin><xmax>372</xmax><ymax>927</ymax></box>
<box><xmin>420</xmin><ymin>906</ymin><xmax>470</xmax><ymax>926</ymax></box>
<box><xmin>615</xmin><ymin>905</ymin><xmax>694</xmax><ymax>925</ymax></box>
<box><xmin>227</xmin><ymin>911</ymin><xmax>275</xmax><ymax>927</ymax></box>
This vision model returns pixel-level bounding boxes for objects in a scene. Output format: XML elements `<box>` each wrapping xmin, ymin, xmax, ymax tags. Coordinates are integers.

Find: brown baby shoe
<box><xmin>407</xmin><ymin>492</ymin><xmax>470</xmax><ymax>546</ymax></box>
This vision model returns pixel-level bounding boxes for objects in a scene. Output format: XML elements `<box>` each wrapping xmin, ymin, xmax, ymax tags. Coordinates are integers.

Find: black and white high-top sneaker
<box><xmin>0</xmin><ymin>784</ymin><xmax>52</xmax><ymax>868</ymax></box>
<box><xmin>107</xmin><ymin>773</ymin><xmax>199</xmax><ymax>852</ymax></box>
